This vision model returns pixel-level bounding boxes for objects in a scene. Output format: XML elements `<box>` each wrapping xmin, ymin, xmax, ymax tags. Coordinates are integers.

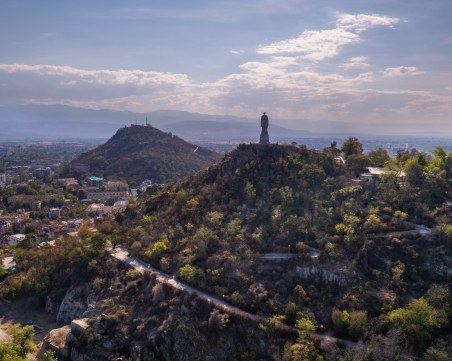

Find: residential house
<box><xmin>55</xmin><ymin>178</ymin><xmax>80</xmax><ymax>190</ymax></box>
<box><xmin>359</xmin><ymin>167</ymin><xmax>405</xmax><ymax>183</ymax></box>
<box><xmin>105</xmin><ymin>181</ymin><xmax>129</xmax><ymax>191</ymax></box>
<box><xmin>84</xmin><ymin>203</ymin><xmax>113</xmax><ymax>217</ymax></box>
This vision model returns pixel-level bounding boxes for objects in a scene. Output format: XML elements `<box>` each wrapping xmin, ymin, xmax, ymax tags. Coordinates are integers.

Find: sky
<box><xmin>0</xmin><ymin>0</ymin><xmax>451</xmax><ymax>134</ymax></box>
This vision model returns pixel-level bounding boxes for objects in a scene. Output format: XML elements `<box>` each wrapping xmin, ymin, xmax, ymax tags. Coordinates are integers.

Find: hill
<box><xmin>118</xmin><ymin>143</ymin><xmax>451</xmax><ymax>359</ymax></box>
<box><xmin>1</xmin><ymin>142</ymin><xmax>450</xmax><ymax>360</ymax></box>
<box><xmin>61</xmin><ymin>124</ymin><xmax>221</xmax><ymax>185</ymax></box>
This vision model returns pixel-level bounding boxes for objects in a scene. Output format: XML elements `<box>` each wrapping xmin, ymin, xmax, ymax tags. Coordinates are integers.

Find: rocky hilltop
<box><xmin>61</xmin><ymin>124</ymin><xmax>221</xmax><ymax>185</ymax></box>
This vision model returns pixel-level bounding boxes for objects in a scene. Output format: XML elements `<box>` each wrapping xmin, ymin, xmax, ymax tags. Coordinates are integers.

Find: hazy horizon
<box><xmin>1</xmin><ymin>1</ymin><xmax>451</xmax><ymax>135</ymax></box>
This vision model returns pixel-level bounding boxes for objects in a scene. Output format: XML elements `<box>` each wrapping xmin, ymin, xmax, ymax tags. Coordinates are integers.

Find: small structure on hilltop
<box><xmin>259</xmin><ymin>112</ymin><xmax>270</xmax><ymax>145</ymax></box>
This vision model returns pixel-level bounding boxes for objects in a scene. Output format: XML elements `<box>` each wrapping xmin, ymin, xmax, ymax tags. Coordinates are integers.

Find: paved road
<box><xmin>110</xmin><ymin>247</ymin><xmax>357</xmax><ymax>346</ymax></box>
<box><xmin>260</xmin><ymin>253</ymin><xmax>296</xmax><ymax>260</ymax></box>
<box><xmin>260</xmin><ymin>248</ymin><xmax>320</xmax><ymax>260</ymax></box>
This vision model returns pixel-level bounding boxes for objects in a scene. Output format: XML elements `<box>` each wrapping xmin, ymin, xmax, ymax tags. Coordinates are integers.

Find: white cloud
<box><xmin>1</xmin><ymin>10</ymin><xmax>450</xmax><ymax>134</ymax></box>
<box><xmin>342</xmin><ymin>56</ymin><xmax>371</xmax><ymax>69</ymax></box>
<box><xmin>257</xmin><ymin>13</ymin><xmax>399</xmax><ymax>62</ymax></box>
<box><xmin>257</xmin><ymin>28</ymin><xmax>359</xmax><ymax>61</ymax></box>
<box><xmin>0</xmin><ymin>64</ymin><xmax>189</xmax><ymax>87</ymax></box>
<box><xmin>336</xmin><ymin>13</ymin><xmax>400</xmax><ymax>33</ymax></box>
<box><xmin>0</xmin><ymin>60</ymin><xmax>426</xmax><ymax>123</ymax></box>
<box><xmin>381</xmin><ymin>66</ymin><xmax>423</xmax><ymax>77</ymax></box>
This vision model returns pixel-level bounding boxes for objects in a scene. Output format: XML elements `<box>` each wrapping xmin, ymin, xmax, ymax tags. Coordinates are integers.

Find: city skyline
<box><xmin>0</xmin><ymin>0</ymin><xmax>451</xmax><ymax>134</ymax></box>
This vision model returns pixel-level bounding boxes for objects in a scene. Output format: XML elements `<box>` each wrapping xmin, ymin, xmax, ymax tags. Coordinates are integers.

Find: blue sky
<box><xmin>0</xmin><ymin>0</ymin><xmax>451</xmax><ymax>134</ymax></box>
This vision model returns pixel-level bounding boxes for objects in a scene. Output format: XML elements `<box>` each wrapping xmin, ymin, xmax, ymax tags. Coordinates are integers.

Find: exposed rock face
<box><xmin>42</xmin><ymin>325</ymin><xmax>71</xmax><ymax>359</ymax></box>
<box><xmin>70</xmin><ymin>318</ymin><xmax>90</xmax><ymax>338</ymax></box>
<box><xmin>296</xmin><ymin>265</ymin><xmax>357</xmax><ymax>287</ymax></box>
<box><xmin>46</xmin><ymin>284</ymin><xmax>91</xmax><ymax>323</ymax></box>
<box><xmin>41</xmin><ymin>272</ymin><xmax>283</xmax><ymax>361</ymax></box>
<box><xmin>42</xmin><ymin>319</ymin><xmax>96</xmax><ymax>361</ymax></box>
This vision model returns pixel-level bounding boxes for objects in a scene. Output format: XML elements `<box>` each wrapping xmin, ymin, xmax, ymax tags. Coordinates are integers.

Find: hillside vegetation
<box><xmin>119</xmin><ymin>141</ymin><xmax>451</xmax><ymax>360</ymax></box>
<box><xmin>1</xmin><ymin>140</ymin><xmax>451</xmax><ymax>360</ymax></box>
<box><xmin>62</xmin><ymin>124</ymin><xmax>221</xmax><ymax>185</ymax></box>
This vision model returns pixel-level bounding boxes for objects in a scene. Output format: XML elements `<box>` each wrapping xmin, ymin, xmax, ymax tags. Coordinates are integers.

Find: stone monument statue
<box><xmin>260</xmin><ymin>112</ymin><xmax>269</xmax><ymax>145</ymax></box>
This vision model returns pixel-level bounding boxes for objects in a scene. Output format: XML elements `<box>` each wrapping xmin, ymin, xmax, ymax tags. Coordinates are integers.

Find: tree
<box><xmin>39</xmin><ymin>350</ymin><xmax>58</xmax><ymax>361</ymax></box>
<box><xmin>285</xmin><ymin>313</ymin><xmax>322</xmax><ymax>361</ymax></box>
<box><xmin>0</xmin><ymin>325</ymin><xmax>37</xmax><ymax>360</ymax></box>
<box><xmin>348</xmin><ymin>311</ymin><xmax>367</xmax><ymax>339</ymax></box>
<box><xmin>404</xmin><ymin>158</ymin><xmax>425</xmax><ymax>187</ymax></box>
<box><xmin>346</xmin><ymin>154</ymin><xmax>369</xmax><ymax>177</ymax></box>
<box><xmin>391</xmin><ymin>260</ymin><xmax>405</xmax><ymax>289</ymax></box>
<box><xmin>145</xmin><ymin>235</ymin><xmax>169</xmax><ymax>260</ymax></box>
<box><xmin>367</xmin><ymin>148</ymin><xmax>390</xmax><ymax>167</ymax></box>
<box><xmin>285</xmin><ymin>302</ymin><xmax>300</xmax><ymax>323</ymax></box>
<box><xmin>388</xmin><ymin>298</ymin><xmax>440</xmax><ymax>350</ymax></box>
<box><xmin>363</xmin><ymin>214</ymin><xmax>382</xmax><ymax>234</ymax></box>
<box><xmin>77</xmin><ymin>189</ymin><xmax>86</xmax><ymax>200</ymax></box>
<box><xmin>178</xmin><ymin>264</ymin><xmax>197</xmax><ymax>284</ymax></box>
<box><xmin>294</xmin><ymin>285</ymin><xmax>307</xmax><ymax>304</ymax></box>
<box><xmin>341</xmin><ymin>137</ymin><xmax>363</xmax><ymax>157</ymax></box>
<box><xmin>0</xmin><ymin>265</ymin><xmax>8</xmax><ymax>280</ymax></box>
<box><xmin>331</xmin><ymin>309</ymin><xmax>350</xmax><ymax>336</ymax></box>
<box><xmin>327</xmin><ymin>141</ymin><xmax>341</xmax><ymax>156</ymax></box>
<box><xmin>424</xmin><ymin>347</ymin><xmax>449</xmax><ymax>361</ymax></box>
<box><xmin>341</xmin><ymin>214</ymin><xmax>361</xmax><ymax>244</ymax></box>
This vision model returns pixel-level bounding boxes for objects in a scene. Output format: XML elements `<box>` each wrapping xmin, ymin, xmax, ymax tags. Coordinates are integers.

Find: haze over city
<box><xmin>1</xmin><ymin>0</ymin><xmax>451</xmax><ymax>135</ymax></box>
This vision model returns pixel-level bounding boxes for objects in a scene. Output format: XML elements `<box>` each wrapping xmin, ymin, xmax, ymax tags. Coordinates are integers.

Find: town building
<box><xmin>85</xmin><ymin>190</ymin><xmax>130</xmax><ymax>201</ymax></box>
<box><xmin>55</xmin><ymin>178</ymin><xmax>79</xmax><ymax>188</ymax></box>
<box><xmin>87</xmin><ymin>176</ymin><xmax>105</xmax><ymax>188</ymax></box>
<box><xmin>33</xmin><ymin>167</ymin><xmax>52</xmax><ymax>180</ymax></box>
<box><xmin>49</xmin><ymin>208</ymin><xmax>61</xmax><ymax>219</ymax></box>
<box><xmin>105</xmin><ymin>181</ymin><xmax>129</xmax><ymax>191</ymax></box>
<box><xmin>84</xmin><ymin>203</ymin><xmax>114</xmax><ymax>216</ymax></box>
<box><xmin>359</xmin><ymin>167</ymin><xmax>405</xmax><ymax>183</ymax></box>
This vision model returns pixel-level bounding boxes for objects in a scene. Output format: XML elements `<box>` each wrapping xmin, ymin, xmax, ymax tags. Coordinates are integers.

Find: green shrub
<box><xmin>388</xmin><ymin>298</ymin><xmax>439</xmax><ymax>350</ymax></box>
<box><xmin>348</xmin><ymin>310</ymin><xmax>367</xmax><ymax>339</ymax></box>
<box><xmin>331</xmin><ymin>309</ymin><xmax>350</xmax><ymax>336</ymax></box>
<box><xmin>178</xmin><ymin>264</ymin><xmax>197</xmax><ymax>284</ymax></box>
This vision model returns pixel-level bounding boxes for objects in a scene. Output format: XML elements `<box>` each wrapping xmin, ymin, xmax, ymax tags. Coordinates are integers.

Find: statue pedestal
<box><xmin>260</xmin><ymin>130</ymin><xmax>269</xmax><ymax>145</ymax></box>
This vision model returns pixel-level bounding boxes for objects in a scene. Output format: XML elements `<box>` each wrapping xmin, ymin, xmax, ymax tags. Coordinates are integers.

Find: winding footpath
<box><xmin>109</xmin><ymin>247</ymin><xmax>357</xmax><ymax>347</ymax></box>
<box><xmin>110</xmin><ymin>247</ymin><xmax>271</xmax><ymax>327</ymax></box>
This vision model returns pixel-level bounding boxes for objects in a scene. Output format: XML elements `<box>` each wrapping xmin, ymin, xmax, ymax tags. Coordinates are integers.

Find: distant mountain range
<box><xmin>61</xmin><ymin>124</ymin><xmax>221</xmax><ymax>185</ymax></box>
<box><xmin>0</xmin><ymin>104</ymin><xmax>318</xmax><ymax>141</ymax></box>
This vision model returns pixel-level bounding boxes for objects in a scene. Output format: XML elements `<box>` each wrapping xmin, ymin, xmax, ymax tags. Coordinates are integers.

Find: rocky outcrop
<box><xmin>70</xmin><ymin>318</ymin><xmax>90</xmax><ymax>338</ymax></box>
<box><xmin>296</xmin><ymin>265</ymin><xmax>357</xmax><ymax>287</ymax></box>
<box><xmin>42</xmin><ymin>318</ymin><xmax>96</xmax><ymax>361</ymax></box>
<box><xmin>46</xmin><ymin>284</ymin><xmax>91</xmax><ymax>323</ymax></box>
<box><xmin>41</xmin><ymin>325</ymin><xmax>71</xmax><ymax>359</ymax></box>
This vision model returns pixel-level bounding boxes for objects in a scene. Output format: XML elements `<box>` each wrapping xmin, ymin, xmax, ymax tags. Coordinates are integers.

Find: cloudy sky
<box><xmin>1</xmin><ymin>0</ymin><xmax>451</xmax><ymax>134</ymax></box>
